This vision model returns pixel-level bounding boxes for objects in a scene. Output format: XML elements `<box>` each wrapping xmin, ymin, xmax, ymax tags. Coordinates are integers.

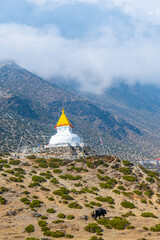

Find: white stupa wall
<box><xmin>48</xmin><ymin>126</ymin><xmax>83</xmax><ymax>147</ymax></box>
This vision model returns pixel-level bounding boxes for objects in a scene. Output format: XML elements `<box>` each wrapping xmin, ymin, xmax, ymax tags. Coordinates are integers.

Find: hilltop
<box><xmin>0</xmin><ymin>62</ymin><xmax>142</xmax><ymax>161</ymax></box>
<box><xmin>1</xmin><ymin>153</ymin><xmax>160</xmax><ymax>240</ymax></box>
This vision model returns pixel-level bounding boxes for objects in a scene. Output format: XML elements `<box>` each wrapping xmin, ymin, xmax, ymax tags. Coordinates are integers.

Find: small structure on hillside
<box><xmin>44</xmin><ymin>108</ymin><xmax>91</xmax><ymax>158</ymax></box>
<box><xmin>47</xmin><ymin>108</ymin><xmax>83</xmax><ymax>147</ymax></box>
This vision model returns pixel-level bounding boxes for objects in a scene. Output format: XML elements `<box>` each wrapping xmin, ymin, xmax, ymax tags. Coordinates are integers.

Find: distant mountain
<box><xmin>48</xmin><ymin>77</ymin><xmax>160</xmax><ymax>160</ymax></box>
<box><xmin>0</xmin><ymin>62</ymin><xmax>141</xmax><ymax>159</ymax></box>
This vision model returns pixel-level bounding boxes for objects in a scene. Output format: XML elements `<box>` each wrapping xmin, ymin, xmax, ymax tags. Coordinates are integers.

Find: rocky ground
<box><xmin>0</xmin><ymin>154</ymin><xmax>160</xmax><ymax>240</ymax></box>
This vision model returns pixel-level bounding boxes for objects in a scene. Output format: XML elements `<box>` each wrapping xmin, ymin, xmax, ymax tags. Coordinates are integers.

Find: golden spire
<box><xmin>55</xmin><ymin>108</ymin><xmax>73</xmax><ymax>128</ymax></box>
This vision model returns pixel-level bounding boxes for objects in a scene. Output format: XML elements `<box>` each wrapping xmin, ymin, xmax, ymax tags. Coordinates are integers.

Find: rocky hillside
<box><xmin>1</xmin><ymin>154</ymin><xmax>160</xmax><ymax>240</ymax></box>
<box><xmin>0</xmin><ymin>62</ymin><xmax>142</xmax><ymax>161</ymax></box>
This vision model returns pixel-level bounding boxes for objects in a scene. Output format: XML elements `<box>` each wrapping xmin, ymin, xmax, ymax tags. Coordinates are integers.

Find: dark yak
<box><xmin>91</xmin><ymin>208</ymin><xmax>107</xmax><ymax>220</ymax></box>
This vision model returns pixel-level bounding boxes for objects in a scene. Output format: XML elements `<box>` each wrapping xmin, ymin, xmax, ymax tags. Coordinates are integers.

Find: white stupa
<box><xmin>47</xmin><ymin>108</ymin><xmax>83</xmax><ymax>148</ymax></box>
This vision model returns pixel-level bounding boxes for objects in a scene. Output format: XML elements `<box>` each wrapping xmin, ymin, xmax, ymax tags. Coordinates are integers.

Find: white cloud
<box><xmin>0</xmin><ymin>23</ymin><xmax>160</xmax><ymax>94</ymax></box>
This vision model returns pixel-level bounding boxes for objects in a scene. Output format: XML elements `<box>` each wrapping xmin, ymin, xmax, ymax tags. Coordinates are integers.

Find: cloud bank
<box><xmin>1</xmin><ymin>22</ymin><xmax>160</xmax><ymax>94</ymax></box>
<box><xmin>0</xmin><ymin>0</ymin><xmax>160</xmax><ymax>93</ymax></box>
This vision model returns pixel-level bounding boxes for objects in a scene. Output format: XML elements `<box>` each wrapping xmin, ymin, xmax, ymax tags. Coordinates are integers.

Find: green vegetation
<box><xmin>25</xmin><ymin>224</ymin><xmax>34</xmax><ymax>233</ymax></box>
<box><xmin>28</xmin><ymin>182</ymin><xmax>40</xmax><ymax>187</ymax></box>
<box><xmin>96</xmin><ymin>196</ymin><xmax>114</xmax><ymax>204</ymax></box>
<box><xmin>50</xmin><ymin>177</ymin><xmax>59</xmax><ymax>184</ymax></box>
<box><xmin>85</xmin><ymin>223</ymin><xmax>102</xmax><ymax>233</ymax></box>
<box><xmin>47</xmin><ymin>208</ymin><xmax>56</xmax><ymax>213</ymax></box>
<box><xmin>9</xmin><ymin>160</ymin><xmax>21</xmax><ymax>165</ymax></box>
<box><xmin>146</xmin><ymin>177</ymin><xmax>155</xmax><ymax>183</ymax></box>
<box><xmin>141</xmin><ymin>212</ymin><xmax>158</xmax><ymax>218</ymax></box>
<box><xmin>32</xmin><ymin>175</ymin><xmax>46</xmax><ymax>183</ymax></box>
<box><xmin>122</xmin><ymin>160</ymin><xmax>133</xmax><ymax>167</ymax></box>
<box><xmin>133</xmin><ymin>190</ymin><xmax>142</xmax><ymax>195</ymax></box>
<box><xmin>57</xmin><ymin>213</ymin><xmax>66</xmax><ymax>218</ymax></box>
<box><xmin>121</xmin><ymin>211</ymin><xmax>136</xmax><ymax>218</ymax></box>
<box><xmin>68</xmin><ymin>202</ymin><xmax>82</xmax><ymax>209</ymax></box>
<box><xmin>52</xmin><ymin>220</ymin><xmax>64</xmax><ymax>224</ymax></box>
<box><xmin>119</xmin><ymin>167</ymin><xmax>132</xmax><ymax>175</ymax></box>
<box><xmin>25</xmin><ymin>238</ymin><xmax>39</xmax><ymax>240</ymax></box>
<box><xmin>97</xmin><ymin>217</ymin><xmax>131</xmax><ymax>230</ymax></box>
<box><xmin>0</xmin><ymin>196</ymin><xmax>6</xmax><ymax>204</ymax></box>
<box><xmin>150</xmin><ymin>223</ymin><xmax>160</xmax><ymax>232</ymax></box>
<box><xmin>20</xmin><ymin>197</ymin><xmax>30</xmax><ymax>205</ymax></box>
<box><xmin>123</xmin><ymin>175</ymin><xmax>137</xmax><ymax>182</ymax></box>
<box><xmin>53</xmin><ymin>169</ymin><xmax>62</xmax><ymax>173</ymax></box>
<box><xmin>121</xmin><ymin>201</ymin><xmax>135</xmax><ymax>209</ymax></box>
<box><xmin>141</xmin><ymin>199</ymin><xmax>147</xmax><ymax>204</ymax></box>
<box><xmin>113</xmin><ymin>189</ymin><xmax>120</xmax><ymax>195</ymax></box>
<box><xmin>59</xmin><ymin>174</ymin><xmax>82</xmax><ymax>180</ymax></box>
<box><xmin>67</xmin><ymin>215</ymin><xmax>75</xmax><ymax>220</ymax></box>
<box><xmin>117</xmin><ymin>186</ymin><xmax>126</xmax><ymax>191</ymax></box>
<box><xmin>29</xmin><ymin>200</ymin><xmax>43</xmax><ymax>208</ymax></box>
<box><xmin>65</xmin><ymin>234</ymin><xmax>74</xmax><ymax>238</ymax></box>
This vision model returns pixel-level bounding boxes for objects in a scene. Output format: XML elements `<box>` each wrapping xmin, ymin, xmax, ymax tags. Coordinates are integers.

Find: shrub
<box><xmin>89</xmin><ymin>236</ymin><xmax>103</xmax><ymax>240</ymax></box>
<box><xmin>0</xmin><ymin>196</ymin><xmax>6</xmax><ymax>204</ymax></box>
<box><xmin>141</xmin><ymin>212</ymin><xmax>158</xmax><ymax>218</ymax></box>
<box><xmin>0</xmin><ymin>186</ymin><xmax>9</xmax><ymax>193</ymax></box>
<box><xmin>25</xmin><ymin>224</ymin><xmax>34</xmax><ymax>233</ymax></box>
<box><xmin>98</xmin><ymin>169</ymin><xmax>104</xmax><ymax>174</ymax></box>
<box><xmin>119</xmin><ymin>167</ymin><xmax>132</xmax><ymax>175</ymax></box>
<box><xmin>133</xmin><ymin>190</ymin><xmax>142</xmax><ymax>195</ymax></box>
<box><xmin>67</xmin><ymin>215</ymin><xmax>75</xmax><ymax>220</ymax></box>
<box><xmin>146</xmin><ymin>177</ymin><xmax>155</xmax><ymax>183</ymax></box>
<box><xmin>85</xmin><ymin>223</ymin><xmax>102</xmax><ymax>233</ymax></box>
<box><xmin>117</xmin><ymin>186</ymin><xmax>126</xmax><ymax>191</ymax></box>
<box><xmin>66</xmin><ymin>234</ymin><xmax>74</xmax><ymax>238</ymax></box>
<box><xmin>20</xmin><ymin>197</ymin><xmax>30</xmax><ymax>205</ymax></box>
<box><xmin>61</xmin><ymin>194</ymin><xmax>74</xmax><ymax>200</ymax></box>
<box><xmin>143</xmin><ymin>227</ymin><xmax>149</xmax><ymax>231</ymax></box>
<box><xmin>91</xmin><ymin>187</ymin><xmax>99</xmax><ymax>192</ymax></box>
<box><xmin>57</xmin><ymin>213</ymin><xmax>66</xmax><ymax>218</ymax></box>
<box><xmin>121</xmin><ymin>211</ymin><xmax>136</xmax><ymax>217</ymax></box>
<box><xmin>9</xmin><ymin>177</ymin><xmax>23</xmax><ymax>182</ymax></box>
<box><xmin>144</xmin><ymin>189</ymin><xmax>154</xmax><ymax>198</ymax></box>
<box><xmin>150</xmin><ymin>223</ymin><xmax>160</xmax><ymax>232</ymax></box>
<box><xmin>51</xmin><ymin>231</ymin><xmax>65</xmax><ymax>237</ymax></box>
<box><xmin>9</xmin><ymin>160</ymin><xmax>21</xmax><ymax>165</ymax></box>
<box><xmin>50</xmin><ymin>177</ymin><xmax>59</xmax><ymax>184</ymax></box>
<box><xmin>39</xmin><ymin>163</ymin><xmax>48</xmax><ymax>168</ymax></box>
<box><xmin>141</xmin><ymin>199</ymin><xmax>147</xmax><ymax>204</ymax></box>
<box><xmin>90</xmin><ymin>201</ymin><xmax>102</xmax><ymax>207</ymax></box>
<box><xmin>40</xmin><ymin>186</ymin><xmax>50</xmax><ymax>191</ymax></box>
<box><xmin>53</xmin><ymin>169</ymin><xmax>62</xmax><ymax>173</ymax></box>
<box><xmin>3</xmin><ymin>164</ymin><xmax>10</xmax><ymax>168</ymax></box>
<box><xmin>25</xmin><ymin>238</ymin><xmax>39</xmax><ymax>240</ymax></box>
<box><xmin>41</xmin><ymin>216</ymin><xmax>48</xmax><ymax>219</ymax></box>
<box><xmin>122</xmin><ymin>160</ymin><xmax>133</xmax><ymax>167</ymax></box>
<box><xmin>109</xmin><ymin>217</ymin><xmax>130</xmax><ymax>230</ymax></box>
<box><xmin>127</xmin><ymin>225</ymin><xmax>135</xmax><ymax>229</ymax></box>
<box><xmin>123</xmin><ymin>175</ymin><xmax>137</xmax><ymax>182</ymax></box>
<box><xmin>53</xmin><ymin>187</ymin><xmax>69</xmax><ymax>196</ymax></box>
<box><xmin>96</xmin><ymin>196</ymin><xmax>114</xmax><ymax>204</ymax></box>
<box><xmin>28</xmin><ymin>182</ymin><xmax>40</xmax><ymax>187</ymax></box>
<box><xmin>121</xmin><ymin>201</ymin><xmax>135</xmax><ymax>209</ymax></box>
<box><xmin>59</xmin><ymin>174</ymin><xmax>82</xmax><ymax>180</ymax></box>
<box><xmin>32</xmin><ymin>175</ymin><xmax>46</xmax><ymax>183</ymax></box>
<box><xmin>48</xmin><ymin>197</ymin><xmax>54</xmax><ymax>201</ymax></box>
<box><xmin>99</xmin><ymin>183</ymin><xmax>113</xmax><ymax>189</ymax></box>
<box><xmin>113</xmin><ymin>190</ymin><xmax>120</xmax><ymax>195</ymax></box>
<box><xmin>68</xmin><ymin>202</ymin><xmax>82</xmax><ymax>209</ymax></box>
<box><xmin>29</xmin><ymin>200</ymin><xmax>43</xmax><ymax>208</ymax></box>
<box><xmin>47</xmin><ymin>208</ymin><xmax>56</xmax><ymax>213</ymax></box>
<box><xmin>0</xmin><ymin>159</ymin><xmax>7</xmax><ymax>164</ymax></box>
<box><xmin>48</xmin><ymin>162</ymin><xmax>59</xmax><ymax>169</ymax></box>
<box><xmin>52</xmin><ymin>220</ymin><xmax>64</xmax><ymax>224</ymax></box>
<box><xmin>122</xmin><ymin>191</ymin><xmax>133</xmax><ymax>197</ymax></box>
<box><xmin>36</xmin><ymin>158</ymin><xmax>47</xmax><ymax>164</ymax></box>
<box><xmin>38</xmin><ymin>220</ymin><xmax>47</xmax><ymax>227</ymax></box>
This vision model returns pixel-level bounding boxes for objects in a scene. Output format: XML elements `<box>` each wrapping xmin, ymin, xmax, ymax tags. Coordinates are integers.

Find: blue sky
<box><xmin>0</xmin><ymin>0</ymin><xmax>160</xmax><ymax>93</ymax></box>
